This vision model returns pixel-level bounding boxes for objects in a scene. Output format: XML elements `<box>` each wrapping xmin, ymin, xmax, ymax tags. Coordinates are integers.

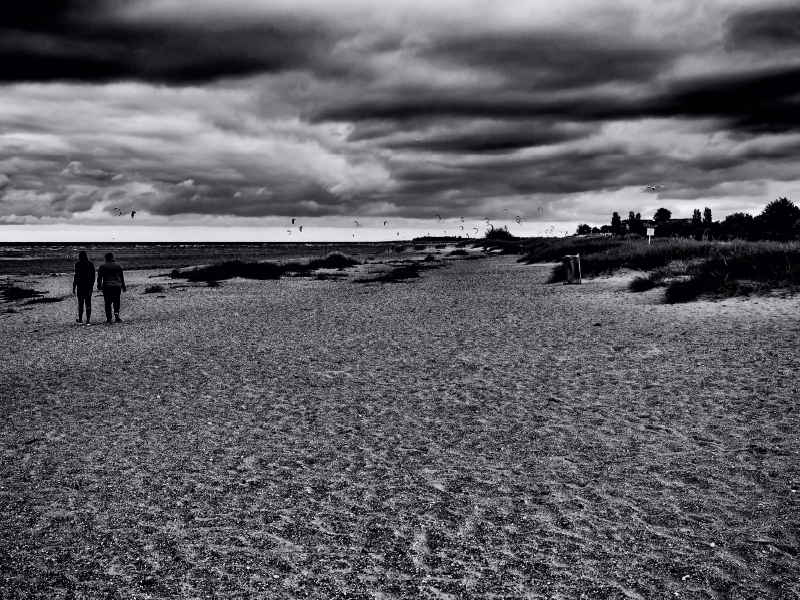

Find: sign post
<box><xmin>646</xmin><ymin>227</ymin><xmax>655</xmax><ymax>245</ymax></box>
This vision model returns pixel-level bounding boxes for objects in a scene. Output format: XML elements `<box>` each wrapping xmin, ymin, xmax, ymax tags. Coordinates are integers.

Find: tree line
<box><xmin>576</xmin><ymin>197</ymin><xmax>800</xmax><ymax>241</ymax></box>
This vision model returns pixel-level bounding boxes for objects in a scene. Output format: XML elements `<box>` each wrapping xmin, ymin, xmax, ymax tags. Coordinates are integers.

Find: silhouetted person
<box><xmin>97</xmin><ymin>252</ymin><xmax>127</xmax><ymax>323</ymax></box>
<box><xmin>72</xmin><ymin>250</ymin><xmax>95</xmax><ymax>325</ymax></box>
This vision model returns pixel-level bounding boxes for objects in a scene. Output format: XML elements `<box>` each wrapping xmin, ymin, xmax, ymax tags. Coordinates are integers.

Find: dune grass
<box><xmin>522</xmin><ymin>237</ymin><xmax>800</xmax><ymax>302</ymax></box>
<box><xmin>171</xmin><ymin>252</ymin><xmax>359</xmax><ymax>282</ymax></box>
<box><xmin>356</xmin><ymin>260</ymin><xmax>442</xmax><ymax>284</ymax></box>
<box><xmin>2</xmin><ymin>286</ymin><xmax>46</xmax><ymax>302</ymax></box>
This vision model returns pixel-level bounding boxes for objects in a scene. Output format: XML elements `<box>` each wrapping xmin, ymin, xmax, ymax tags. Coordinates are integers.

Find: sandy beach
<box><xmin>1</xmin><ymin>254</ymin><xmax>798</xmax><ymax>598</ymax></box>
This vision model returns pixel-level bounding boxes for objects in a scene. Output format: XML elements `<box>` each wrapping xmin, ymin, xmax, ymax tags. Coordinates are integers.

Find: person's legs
<box><xmin>83</xmin><ymin>288</ymin><xmax>92</xmax><ymax>323</ymax></box>
<box><xmin>76</xmin><ymin>291</ymin><xmax>84</xmax><ymax>322</ymax></box>
<box><xmin>112</xmin><ymin>287</ymin><xmax>122</xmax><ymax>321</ymax></box>
<box><xmin>103</xmin><ymin>289</ymin><xmax>113</xmax><ymax>322</ymax></box>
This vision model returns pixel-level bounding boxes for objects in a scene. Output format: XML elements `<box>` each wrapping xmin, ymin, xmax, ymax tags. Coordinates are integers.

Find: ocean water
<box><xmin>0</xmin><ymin>242</ymin><xmax>408</xmax><ymax>276</ymax></box>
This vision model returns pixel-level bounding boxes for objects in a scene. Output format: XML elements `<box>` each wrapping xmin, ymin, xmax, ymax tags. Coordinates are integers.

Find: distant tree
<box><xmin>626</xmin><ymin>211</ymin><xmax>645</xmax><ymax>235</ymax></box>
<box><xmin>756</xmin><ymin>197</ymin><xmax>800</xmax><ymax>239</ymax></box>
<box><xmin>600</xmin><ymin>224</ymin><xmax>613</xmax><ymax>233</ymax></box>
<box><xmin>576</xmin><ymin>223</ymin><xmax>592</xmax><ymax>235</ymax></box>
<box><xmin>692</xmin><ymin>208</ymin><xmax>702</xmax><ymax>227</ymax></box>
<box><xmin>703</xmin><ymin>207</ymin><xmax>713</xmax><ymax>226</ymax></box>
<box><xmin>653</xmin><ymin>207</ymin><xmax>672</xmax><ymax>225</ymax></box>
<box><xmin>720</xmin><ymin>212</ymin><xmax>754</xmax><ymax>240</ymax></box>
<box><xmin>591</xmin><ymin>226</ymin><xmax>600</xmax><ymax>234</ymax></box>
<box><xmin>610</xmin><ymin>212</ymin><xmax>622</xmax><ymax>234</ymax></box>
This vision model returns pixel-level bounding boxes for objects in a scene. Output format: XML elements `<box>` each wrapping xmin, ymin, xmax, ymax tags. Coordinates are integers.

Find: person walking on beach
<box><xmin>72</xmin><ymin>250</ymin><xmax>96</xmax><ymax>325</ymax></box>
<box><xmin>97</xmin><ymin>252</ymin><xmax>127</xmax><ymax>323</ymax></box>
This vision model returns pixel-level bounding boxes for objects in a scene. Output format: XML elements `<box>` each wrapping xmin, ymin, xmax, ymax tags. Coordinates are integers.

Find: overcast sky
<box><xmin>2</xmin><ymin>0</ymin><xmax>800</xmax><ymax>241</ymax></box>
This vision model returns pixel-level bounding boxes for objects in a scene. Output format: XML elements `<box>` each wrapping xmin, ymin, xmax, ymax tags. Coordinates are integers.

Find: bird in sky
<box><xmin>292</xmin><ymin>218</ymin><xmax>295</xmax><ymax>224</ymax></box>
<box><xmin>130</xmin><ymin>211</ymin><xmax>136</xmax><ymax>218</ymax></box>
<box><xmin>113</xmin><ymin>207</ymin><xmax>122</xmax><ymax>216</ymax></box>
<box><xmin>436</xmin><ymin>214</ymin><xmax>441</xmax><ymax>221</ymax></box>
<box><xmin>642</xmin><ymin>185</ymin><xmax>668</xmax><ymax>191</ymax></box>
<box><xmin>299</xmin><ymin>226</ymin><xmax>302</xmax><ymax>232</ymax></box>
<box><xmin>353</xmin><ymin>221</ymin><xmax>359</xmax><ymax>227</ymax></box>
<box><xmin>538</xmin><ymin>207</ymin><xmax>544</xmax><ymax>212</ymax></box>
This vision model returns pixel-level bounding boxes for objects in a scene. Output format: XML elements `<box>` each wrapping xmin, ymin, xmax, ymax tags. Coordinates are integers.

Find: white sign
<box><xmin>646</xmin><ymin>228</ymin><xmax>655</xmax><ymax>236</ymax></box>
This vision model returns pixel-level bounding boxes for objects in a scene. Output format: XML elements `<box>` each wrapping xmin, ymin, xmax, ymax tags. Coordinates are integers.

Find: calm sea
<box><xmin>0</xmin><ymin>242</ymin><xmax>411</xmax><ymax>276</ymax></box>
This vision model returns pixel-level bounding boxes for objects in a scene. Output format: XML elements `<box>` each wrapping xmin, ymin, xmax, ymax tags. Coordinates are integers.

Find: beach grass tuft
<box><xmin>171</xmin><ymin>252</ymin><xmax>359</xmax><ymax>282</ymax></box>
<box><xmin>2</xmin><ymin>286</ymin><xmax>46</xmax><ymax>302</ymax></box>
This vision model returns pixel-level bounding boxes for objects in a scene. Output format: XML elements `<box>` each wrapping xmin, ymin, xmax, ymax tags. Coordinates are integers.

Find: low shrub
<box><xmin>207</xmin><ymin>280</ymin><xmax>220</xmax><ymax>288</ymax></box>
<box><xmin>629</xmin><ymin>274</ymin><xmax>660</xmax><ymax>292</ymax></box>
<box><xmin>144</xmin><ymin>284</ymin><xmax>165</xmax><ymax>294</ymax></box>
<box><xmin>2</xmin><ymin>286</ymin><xmax>44</xmax><ymax>302</ymax></box>
<box><xmin>449</xmin><ymin>249</ymin><xmax>468</xmax><ymax>256</ymax></box>
<box><xmin>25</xmin><ymin>296</ymin><xmax>67</xmax><ymax>305</ymax></box>
<box><xmin>424</xmin><ymin>254</ymin><xmax>437</xmax><ymax>262</ymax></box>
<box><xmin>171</xmin><ymin>253</ymin><xmax>359</xmax><ymax>282</ymax></box>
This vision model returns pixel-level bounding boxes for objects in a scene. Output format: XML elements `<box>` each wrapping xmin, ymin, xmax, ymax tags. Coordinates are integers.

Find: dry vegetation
<box><xmin>1</xmin><ymin>254</ymin><xmax>798</xmax><ymax>598</ymax></box>
<box><xmin>522</xmin><ymin>237</ymin><xmax>800</xmax><ymax>302</ymax></box>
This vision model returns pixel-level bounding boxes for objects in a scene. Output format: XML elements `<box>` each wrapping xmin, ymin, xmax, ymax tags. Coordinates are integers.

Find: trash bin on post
<box><xmin>562</xmin><ymin>254</ymin><xmax>581</xmax><ymax>284</ymax></box>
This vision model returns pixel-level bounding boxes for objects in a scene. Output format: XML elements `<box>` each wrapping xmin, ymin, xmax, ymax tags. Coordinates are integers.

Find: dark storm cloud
<box><xmin>144</xmin><ymin>179</ymin><xmax>343</xmax><ymax>219</ymax></box>
<box><xmin>427</xmin><ymin>30</ymin><xmax>670</xmax><ymax>90</ymax></box>
<box><xmin>378</xmin><ymin>120</ymin><xmax>598</xmax><ymax>154</ymax></box>
<box><xmin>725</xmin><ymin>6</ymin><xmax>800</xmax><ymax>49</ymax></box>
<box><xmin>647</xmin><ymin>65</ymin><xmax>800</xmax><ymax>133</ymax></box>
<box><xmin>316</xmin><ymin>64</ymin><xmax>800</xmax><ymax>137</ymax></box>
<box><xmin>0</xmin><ymin>1</ymin><xmax>336</xmax><ymax>83</ymax></box>
<box><xmin>50</xmin><ymin>188</ymin><xmax>101</xmax><ymax>212</ymax></box>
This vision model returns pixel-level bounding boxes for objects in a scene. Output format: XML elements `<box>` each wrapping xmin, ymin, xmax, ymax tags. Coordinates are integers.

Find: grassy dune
<box><xmin>522</xmin><ymin>237</ymin><xmax>800</xmax><ymax>302</ymax></box>
<box><xmin>170</xmin><ymin>252</ymin><xmax>360</xmax><ymax>283</ymax></box>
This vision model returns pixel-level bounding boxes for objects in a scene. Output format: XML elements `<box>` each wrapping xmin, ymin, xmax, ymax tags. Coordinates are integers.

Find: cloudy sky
<box><xmin>2</xmin><ymin>0</ymin><xmax>800</xmax><ymax>241</ymax></box>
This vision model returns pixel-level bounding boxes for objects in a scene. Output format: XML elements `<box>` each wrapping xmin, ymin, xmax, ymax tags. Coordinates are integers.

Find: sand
<box><xmin>1</xmin><ymin>255</ymin><xmax>798</xmax><ymax>598</ymax></box>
